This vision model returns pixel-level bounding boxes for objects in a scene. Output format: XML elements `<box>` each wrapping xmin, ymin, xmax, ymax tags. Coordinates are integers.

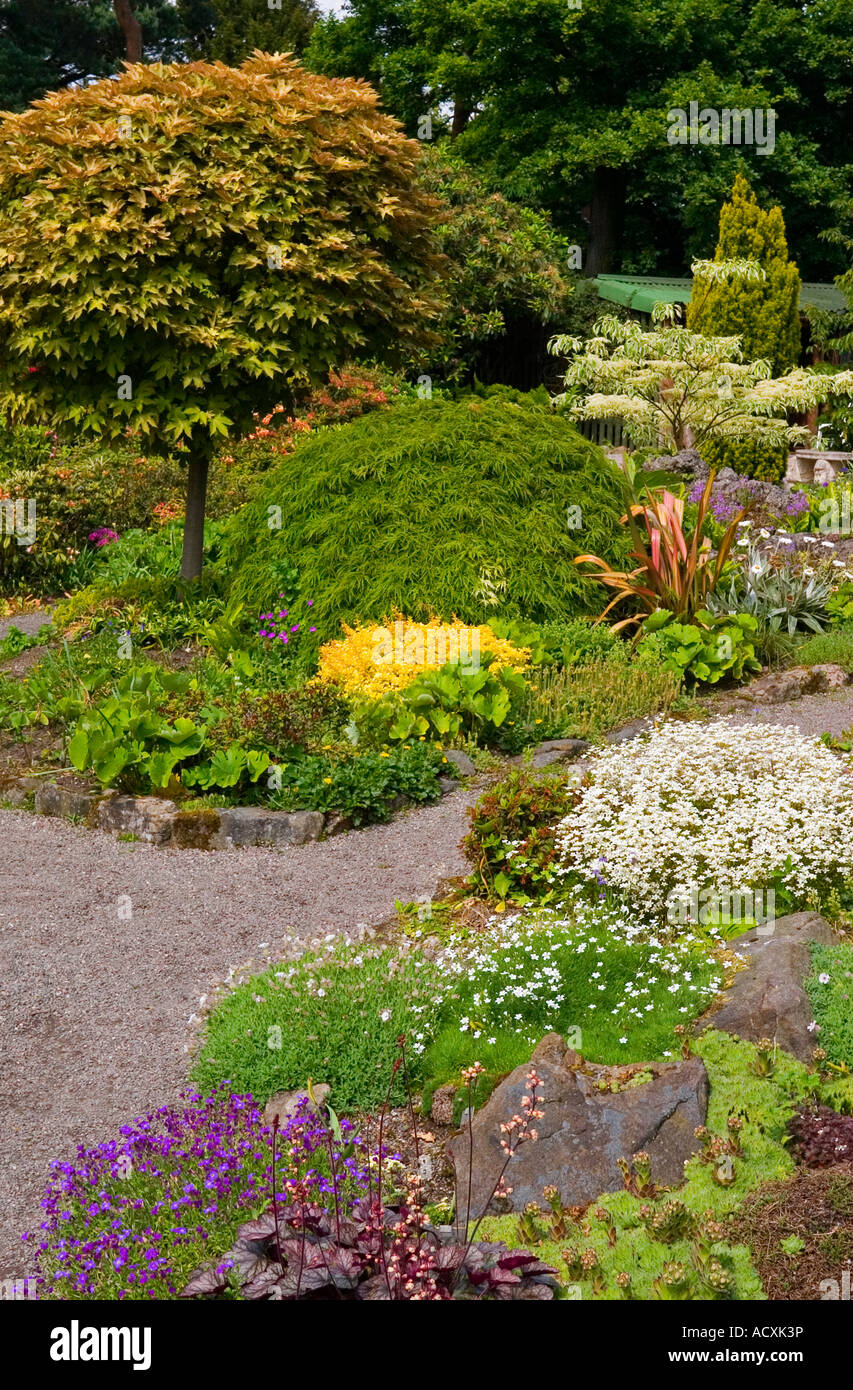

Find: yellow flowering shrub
<box><xmin>317</xmin><ymin>618</ymin><xmax>530</xmax><ymax>699</ymax></box>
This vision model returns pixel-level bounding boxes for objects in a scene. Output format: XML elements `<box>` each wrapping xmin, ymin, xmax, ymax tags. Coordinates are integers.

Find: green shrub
<box><xmin>224</xmin><ymin>396</ymin><xmax>630</xmax><ymax>635</ymax></box>
<box><xmin>640</xmin><ymin>608</ymin><xmax>761</xmax><ymax>685</ymax></box>
<box><xmin>356</xmin><ymin>658</ymin><xmax>528</xmax><ymax>749</ymax></box>
<box><xmin>191</xmin><ymin>937</ymin><xmax>444</xmax><ymax>1111</ymax></box>
<box><xmin>806</xmin><ymin>943</ymin><xmax>853</xmax><ymax>1068</ymax></box>
<box><xmin>0</xmin><ymin>424</ymin><xmax>186</xmax><ymax>594</ymax></box>
<box><xmin>794</xmin><ymin>626</ymin><xmax>853</xmax><ymax>671</ymax></box>
<box><xmin>462</xmin><ymin>766</ymin><xmax>579</xmax><ymax>903</ymax></box>
<box><xmin>266</xmin><ymin>743</ymin><xmax>446</xmax><ymax>825</ymax></box>
<box><xmin>702</xmin><ymin>436</ymin><xmax>788</xmax><ymax>483</ymax></box>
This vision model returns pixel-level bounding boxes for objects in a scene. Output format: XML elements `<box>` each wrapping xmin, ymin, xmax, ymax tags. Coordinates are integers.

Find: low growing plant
<box><xmin>639</xmin><ymin>608</ymin><xmax>760</xmax><ymax>685</ymax></box>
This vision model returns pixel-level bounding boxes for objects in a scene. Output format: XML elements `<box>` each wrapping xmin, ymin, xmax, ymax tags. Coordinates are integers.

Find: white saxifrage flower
<box><xmin>555</xmin><ymin>718</ymin><xmax>853</xmax><ymax>923</ymax></box>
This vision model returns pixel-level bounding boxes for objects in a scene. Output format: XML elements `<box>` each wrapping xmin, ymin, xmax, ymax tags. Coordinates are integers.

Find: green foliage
<box><xmin>179</xmin><ymin>0</ymin><xmax>318</xmax><ymax>63</ymax></box>
<box><xmin>506</xmin><ymin>659</ymin><xmax>680</xmax><ymax>748</ymax></box>
<box><xmin>356</xmin><ymin>658</ymin><xmax>527</xmax><ymax>748</ymax></box>
<box><xmin>413</xmin><ymin>145</ymin><xmax>575</xmax><ymax>383</ymax></box>
<box><xmin>266</xmin><ymin>743</ymin><xmax>446</xmax><ymax>825</ymax></box>
<box><xmin>806</xmin><ymin>943</ymin><xmax>853</xmax><ymax>1069</ymax></box>
<box><xmin>0</xmin><ymin>0</ymin><xmax>185</xmax><ymax>111</ymax></box>
<box><xmin>225</xmin><ymin>396</ymin><xmax>630</xmax><ymax>632</ymax></box>
<box><xmin>0</xmin><ymin>622</ymin><xmax>48</xmax><ymax>659</ymax></box>
<box><xmin>66</xmin><ymin>665</ymin><xmax>247</xmax><ymax>794</ymax></box>
<box><xmin>191</xmin><ymin>937</ymin><xmax>444</xmax><ymax>1111</ymax></box>
<box><xmin>688</xmin><ymin>175</ymin><xmax>802</xmax><ymax>375</ymax></box>
<box><xmin>462</xmin><ymin>767</ymin><xmax>580</xmax><ymax>903</ymax></box>
<box><xmin>702</xmin><ymin>436</ymin><xmax>788</xmax><ymax>483</ymax></box>
<box><xmin>796</xmin><ymin>625</ymin><xmax>853</xmax><ymax>670</ymax></box>
<box><xmin>706</xmin><ymin>545</ymin><xmax>833</xmax><ymax>637</ymax></box>
<box><xmin>640</xmin><ymin>608</ymin><xmax>761</xmax><ymax>685</ymax></box>
<box><xmin>0</xmin><ymin>423</ymin><xmax>186</xmax><ymax>594</ymax></box>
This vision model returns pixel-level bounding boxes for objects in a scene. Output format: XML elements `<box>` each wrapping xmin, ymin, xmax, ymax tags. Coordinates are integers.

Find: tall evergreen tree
<box><xmin>688</xmin><ymin>174</ymin><xmax>801</xmax><ymax>376</ymax></box>
<box><xmin>177</xmin><ymin>0</ymin><xmax>319</xmax><ymax>63</ymax></box>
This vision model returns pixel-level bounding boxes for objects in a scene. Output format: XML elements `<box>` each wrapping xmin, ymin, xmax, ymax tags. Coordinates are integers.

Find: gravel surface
<box><xmin>0</xmin><ymin>610</ymin><xmax>53</xmax><ymax>641</ymax></box>
<box><xmin>720</xmin><ymin>689</ymin><xmax>853</xmax><ymax>739</ymax></box>
<box><xmin>0</xmin><ymin>789</ymin><xmax>474</xmax><ymax>1278</ymax></box>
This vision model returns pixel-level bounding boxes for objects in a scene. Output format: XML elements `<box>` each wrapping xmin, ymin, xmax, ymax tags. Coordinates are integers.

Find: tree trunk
<box><xmin>180</xmin><ymin>447</ymin><xmax>210</xmax><ymax>582</ymax></box>
<box><xmin>584</xmin><ymin>167</ymin><xmax>627</xmax><ymax>278</ymax></box>
<box><xmin>113</xmin><ymin>0</ymin><xmax>143</xmax><ymax>62</ymax></box>
<box><xmin>451</xmin><ymin>99</ymin><xmax>472</xmax><ymax>140</ymax></box>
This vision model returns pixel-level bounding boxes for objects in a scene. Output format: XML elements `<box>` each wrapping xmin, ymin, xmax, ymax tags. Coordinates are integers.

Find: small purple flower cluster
<box><xmin>88</xmin><ymin>527</ymin><xmax>119</xmax><ymax>547</ymax></box>
<box><xmin>259</xmin><ymin>594</ymin><xmax>316</xmax><ymax>647</ymax></box>
<box><xmin>23</xmin><ymin>1088</ymin><xmax>372</xmax><ymax>1301</ymax></box>
<box><xmin>687</xmin><ymin>477</ymin><xmax>809</xmax><ymax>524</ymax></box>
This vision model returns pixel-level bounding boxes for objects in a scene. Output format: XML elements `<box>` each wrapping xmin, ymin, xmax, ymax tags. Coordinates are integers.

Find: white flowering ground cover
<box><xmin>418</xmin><ymin>905</ymin><xmax>727</xmax><ymax>1093</ymax></box>
<box><xmin>555</xmin><ymin>718</ymin><xmax>853</xmax><ymax>925</ymax></box>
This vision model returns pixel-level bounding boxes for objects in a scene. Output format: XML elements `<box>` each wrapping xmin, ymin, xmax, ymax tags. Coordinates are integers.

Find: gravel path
<box><xmin>0</xmin><ymin>789</ymin><xmax>474</xmax><ymax>1278</ymax></box>
<box><xmin>0</xmin><ymin>609</ymin><xmax>53</xmax><ymax>641</ymax></box>
<box><xmin>720</xmin><ymin>689</ymin><xmax>853</xmax><ymax>739</ymax></box>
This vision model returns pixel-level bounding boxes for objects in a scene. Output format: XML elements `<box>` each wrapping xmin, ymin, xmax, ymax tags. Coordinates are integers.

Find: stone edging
<box><xmin>3</xmin><ymin>747</ymin><xmax>480</xmax><ymax>849</ymax></box>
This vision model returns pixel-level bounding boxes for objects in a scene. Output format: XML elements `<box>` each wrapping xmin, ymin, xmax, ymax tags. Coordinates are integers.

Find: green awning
<box><xmin>594</xmin><ymin>274</ymin><xmax>847</xmax><ymax>316</ymax></box>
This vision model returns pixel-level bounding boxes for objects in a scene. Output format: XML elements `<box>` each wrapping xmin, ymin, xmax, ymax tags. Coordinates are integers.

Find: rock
<box><xmin>35</xmin><ymin>781</ymin><xmax>100</xmax><ymax>821</ymax></box>
<box><xmin>323</xmin><ymin>811</ymin><xmax>354</xmax><ymax>838</ymax></box>
<box><xmin>605</xmin><ymin>718</ymin><xmax>653</xmax><ymax>744</ymax></box>
<box><xmin>213</xmin><ymin>807</ymin><xmax>324</xmax><ymax>848</ymax></box>
<box><xmin>2</xmin><ymin>775</ymin><xmax>41</xmax><ymax>806</ymax></box>
<box><xmin>733</xmin><ymin>664</ymin><xmax>850</xmax><ymax>705</ymax></box>
<box><xmin>430</xmin><ymin>1082</ymin><xmax>457</xmax><ymax>1126</ymax></box>
<box><xmin>695</xmin><ymin>911</ymin><xmax>836</xmax><ymax>1062</ymax></box>
<box><xmin>642</xmin><ymin>448</ymin><xmax>708</xmax><ymax>480</ymax></box>
<box><xmin>529</xmin><ymin>738</ymin><xmax>590</xmax><ymax>768</ymax></box>
<box><xmin>443</xmin><ymin>749</ymin><xmax>476</xmax><ymax>776</ymax></box>
<box><xmin>264</xmin><ymin>1084</ymin><xmax>331</xmax><ymax>1127</ymax></box>
<box><xmin>437</xmin><ymin>776</ymin><xmax>457</xmax><ymax>794</ymax></box>
<box><xmin>97</xmin><ymin>793</ymin><xmax>177</xmax><ymax>844</ymax></box>
<box><xmin>447</xmin><ymin>1033</ymin><xmax>708</xmax><ymax>1217</ymax></box>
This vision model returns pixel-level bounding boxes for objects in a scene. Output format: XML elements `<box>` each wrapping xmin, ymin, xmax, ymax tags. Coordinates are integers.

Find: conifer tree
<box><xmin>688</xmin><ymin>174</ymin><xmax>802</xmax><ymax>376</ymax></box>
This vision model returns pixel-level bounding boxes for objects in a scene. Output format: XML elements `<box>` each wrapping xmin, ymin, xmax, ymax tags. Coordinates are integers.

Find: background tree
<box><xmin>0</xmin><ymin>53</ymin><xmax>447</xmax><ymax>580</ymax></box>
<box><xmin>0</xmin><ymin>0</ymin><xmax>184</xmax><ymax>109</ymax></box>
<box><xmin>688</xmin><ymin>175</ymin><xmax>802</xmax><ymax>375</ymax></box>
<box><xmin>414</xmin><ymin>146</ymin><xmax>575</xmax><ymax>386</ymax></box>
<box><xmin>177</xmin><ymin>0</ymin><xmax>319</xmax><ymax>63</ymax></box>
<box><xmin>304</xmin><ymin>0</ymin><xmax>853</xmax><ymax>281</ymax></box>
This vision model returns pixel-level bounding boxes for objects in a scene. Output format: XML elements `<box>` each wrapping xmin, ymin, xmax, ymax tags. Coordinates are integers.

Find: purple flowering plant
<box><xmin>258</xmin><ymin>594</ymin><xmax>317</xmax><ymax>649</ymax></box>
<box><xmin>88</xmin><ymin>527</ymin><xmax>120</xmax><ymax>547</ymax></box>
<box><xmin>23</xmin><ymin>1087</ymin><xmax>376</xmax><ymax>1301</ymax></box>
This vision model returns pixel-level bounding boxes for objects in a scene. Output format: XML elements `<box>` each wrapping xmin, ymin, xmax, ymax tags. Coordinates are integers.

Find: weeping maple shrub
<box><xmin>0</xmin><ymin>53</ymin><xmax>447</xmax><ymax>579</ymax></box>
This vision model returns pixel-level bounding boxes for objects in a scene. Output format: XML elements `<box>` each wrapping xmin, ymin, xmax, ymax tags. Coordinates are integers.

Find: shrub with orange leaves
<box><xmin>317</xmin><ymin>618</ymin><xmax>530</xmax><ymax>699</ymax></box>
